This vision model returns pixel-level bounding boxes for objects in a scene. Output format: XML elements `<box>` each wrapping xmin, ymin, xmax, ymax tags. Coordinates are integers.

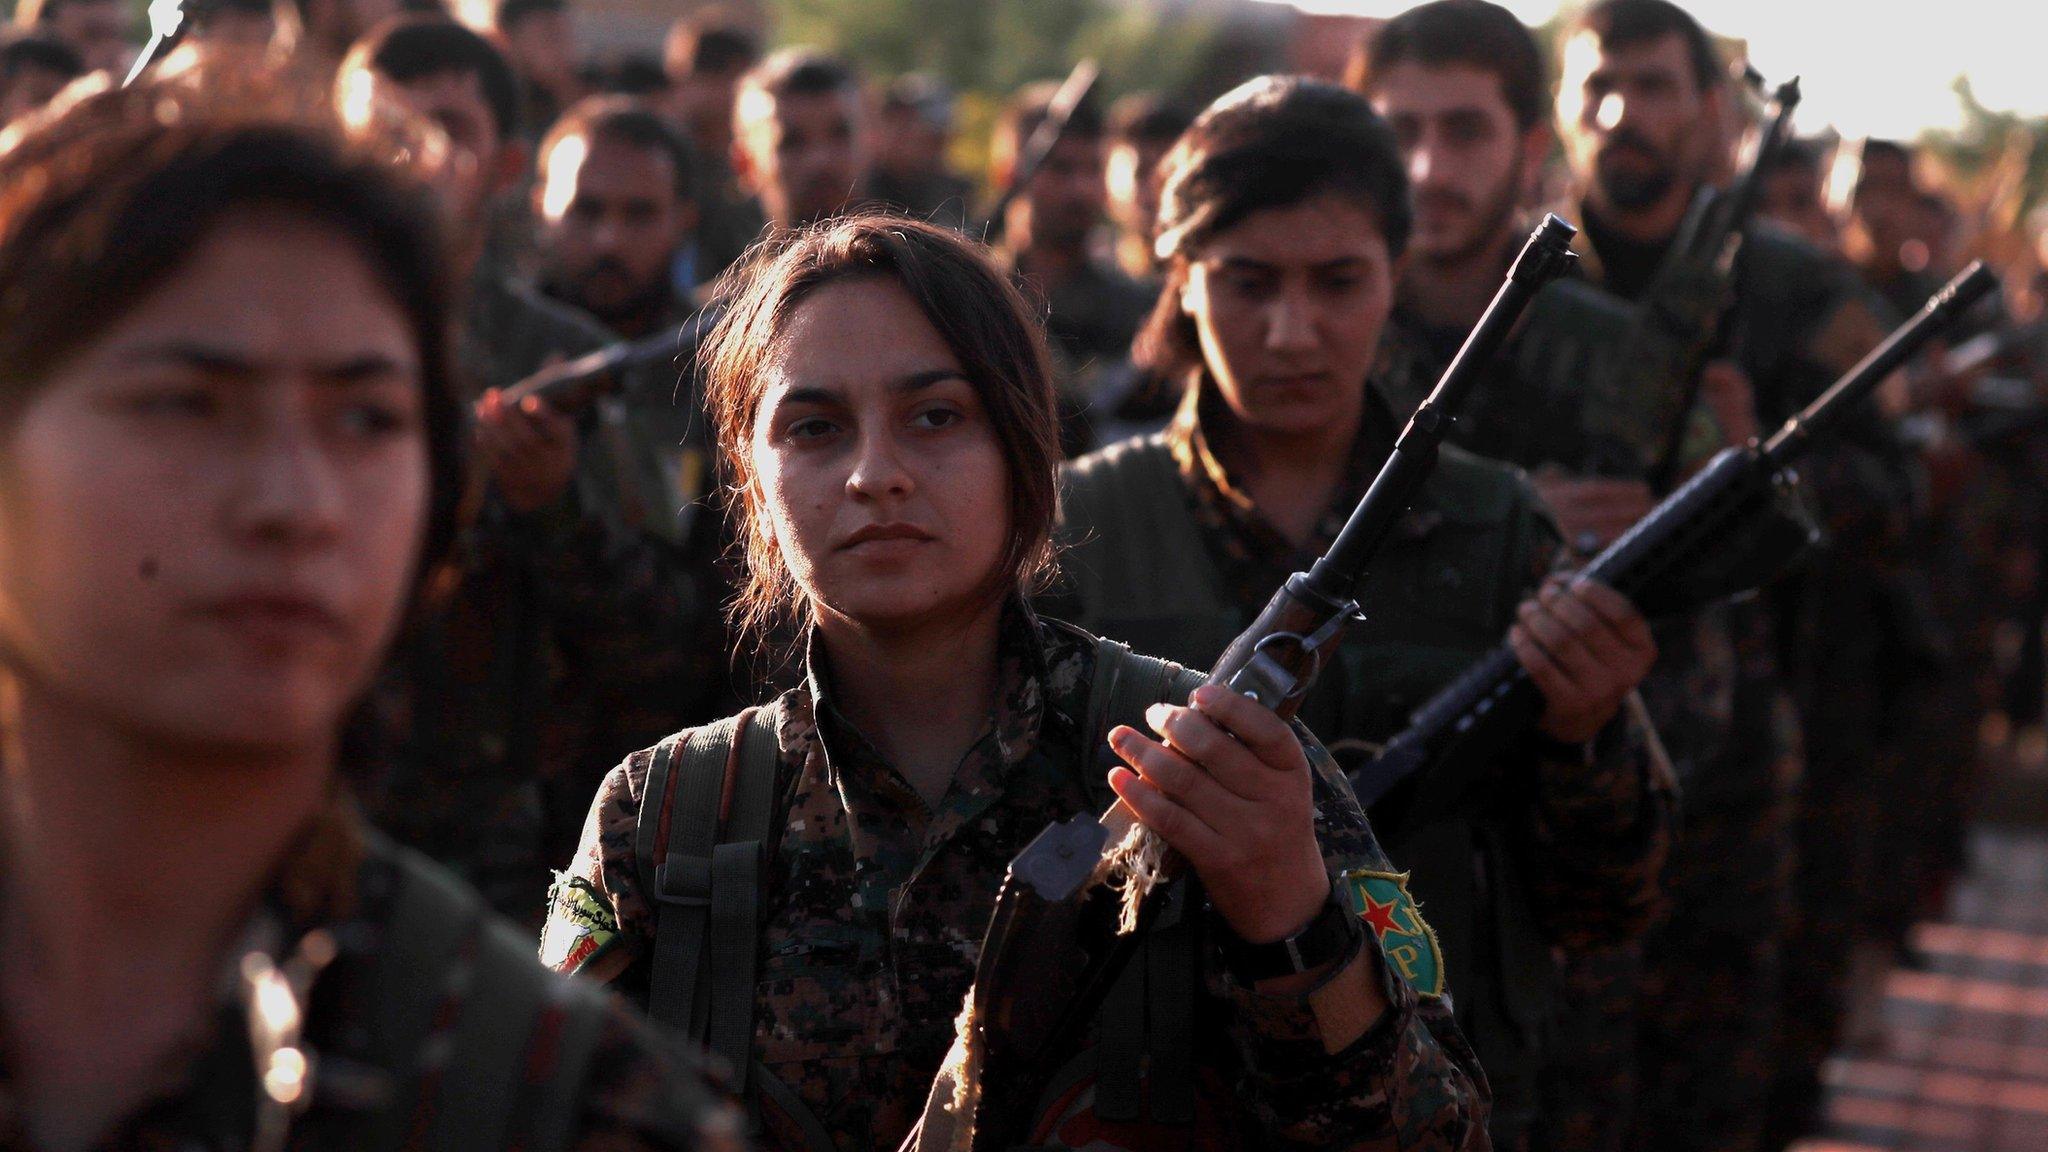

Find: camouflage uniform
<box><xmin>1388</xmin><ymin>204</ymin><xmax>1893</xmax><ymax>1152</ymax></box>
<box><xmin>546</xmin><ymin>604</ymin><xmax>1491</xmax><ymax>1152</ymax></box>
<box><xmin>1051</xmin><ymin>381</ymin><xmax>1673</xmax><ymax>1152</ymax></box>
<box><xmin>0</xmin><ymin>797</ymin><xmax>737</xmax><ymax>1152</ymax></box>
<box><xmin>362</xmin><ymin>270</ymin><xmax>720</xmax><ymax>926</ymax></box>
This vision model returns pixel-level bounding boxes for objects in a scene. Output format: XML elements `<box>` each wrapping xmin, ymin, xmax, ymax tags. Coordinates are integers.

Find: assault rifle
<box><xmin>1350</xmin><ymin>262</ymin><xmax>2001</xmax><ymax>820</ymax></box>
<box><xmin>905</xmin><ymin>215</ymin><xmax>1581</xmax><ymax>1152</ymax></box>
<box><xmin>981</xmin><ymin>59</ymin><xmax>1099</xmax><ymax>242</ymax></box>
<box><xmin>1519</xmin><ymin>76</ymin><xmax>1803</xmax><ymax>483</ymax></box>
<box><xmin>496</xmin><ymin>307</ymin><xmax>721</xmax><ymax>413</ymax></box>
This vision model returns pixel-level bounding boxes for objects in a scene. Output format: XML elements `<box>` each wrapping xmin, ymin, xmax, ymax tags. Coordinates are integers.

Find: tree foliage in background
<box><xmin>1920</xmin><ymin>78</ymin><xmax>2048</xmax><ymax>225</ymax></box>
<box><xmin>771</xmin><ymin>0</ymin><xmax>1234</xmax><ymax>193</ymax></box>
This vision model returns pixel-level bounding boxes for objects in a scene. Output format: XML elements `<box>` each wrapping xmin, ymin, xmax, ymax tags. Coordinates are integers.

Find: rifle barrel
<box><xmin>1763</xmin><ymin>261</ymin><xmax>1998</xmax><ymax>465</ymax></box>
<box><xmin>498</xmin><ymin>308</ymin><xmax>719</xmax><ymax>409</ymax></box>
<box><xmin>1306</xmin><ymin>213</ymin><xmax>1577</xmax><ymax>600</ymax></box>
<box><xmin>984</xmin><ymin>60</ymin><xmax>1100</xmax><ymax>237</ymax></box>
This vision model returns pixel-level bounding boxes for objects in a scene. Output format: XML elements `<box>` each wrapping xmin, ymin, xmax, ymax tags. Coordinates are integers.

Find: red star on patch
<box><xmin>1361</xmin><ymin>893</ymin><xmax>1406</xmax><ymax>940</ymax></box>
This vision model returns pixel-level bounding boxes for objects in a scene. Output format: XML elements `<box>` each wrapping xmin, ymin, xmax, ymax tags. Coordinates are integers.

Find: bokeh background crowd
<box><xmin>6</xmin><ymin>0</ymin><xmax>2048</xmax><ymax>1148</ymax></box>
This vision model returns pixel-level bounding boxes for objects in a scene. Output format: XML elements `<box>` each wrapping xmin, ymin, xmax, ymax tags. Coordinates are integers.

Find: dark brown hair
<box><xmin>0</xmin><ymin>64</ymin><xmax>466</xmax><ymax>589</ymax></box>
<box><xmin>1134</xmin><ymin>76</ymin><xmax>1411</xmax><ymax>380</ymax></box>
<box><xmin>540</xmin><ymin>94</ymin><xmax>699</xmax><ymax>202</ymax></box>
<box><xmin>1565</xmin><ymin>0</ymin><xmax>1724</xmax><ymax>93</ymax></box>
<box><xmin>347</xmin><ymin>16</ymin><xmax>523</xmax><ymax>142</ymax></box>
<box><xmin>701</xmin><ymin>213</ymin><xmax>1061</xmax><ymax>652</ymax></box>
<box><xmin>1345</xmin><ymin>0</ymin><xmax>1549</xmax><ymax>133</ymax></box>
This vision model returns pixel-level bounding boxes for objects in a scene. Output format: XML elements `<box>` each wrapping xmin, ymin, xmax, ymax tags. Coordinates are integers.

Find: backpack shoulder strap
<box><xmin>705</xmin><ymin>707</ymin><xmax>780</xmax><ymax>1091</ymax></box>
<box><xmin>642</xmin><ymin>711</ymin><xmax>748</xmax><ymax>1037</ymax></box>
<box><xmin>640</xmin><ymin>706</ymin><xmax>781</xmax><ymax>1100</ymax></box>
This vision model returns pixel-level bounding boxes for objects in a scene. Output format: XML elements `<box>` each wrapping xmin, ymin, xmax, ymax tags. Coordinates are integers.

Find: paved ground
<box><xmin>1797</xmin><ymin>827</ymin><xmax>2048</xmax><ymax>1152</ymax></box>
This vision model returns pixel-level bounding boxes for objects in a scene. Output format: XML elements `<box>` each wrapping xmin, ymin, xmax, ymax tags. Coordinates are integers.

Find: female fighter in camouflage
<box><xmin>544</xmin><ymin>214</ymin><xmax>1489</xmax><ymax>1150</ymax></box>
<box><xmin>1052</xmin><ymin>77</ymin><xmax>1670</xmax><ymax>1152</ymax></box>
<box><xmin>0</xmin><ymin>67</ymin><xmax>734</xmax><ymax>1152</ymax></box>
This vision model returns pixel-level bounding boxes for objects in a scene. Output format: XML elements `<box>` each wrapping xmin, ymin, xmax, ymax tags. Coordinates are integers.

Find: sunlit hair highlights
<box><xmin>701</xmin><ymin>213</ymin><xmax>1062</xmax><ymax>656</ymax></box>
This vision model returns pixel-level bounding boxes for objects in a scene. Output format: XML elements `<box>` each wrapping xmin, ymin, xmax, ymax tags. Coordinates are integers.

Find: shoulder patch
<box><xmin>1338</xmin><ymin>868</ymin><xmax>1444</xmax><ymax>998</ymax></box>
<box><xmin>540</xmin><ymin>872</ymin><xmax>620</xmax><ymax>975</ymax></box>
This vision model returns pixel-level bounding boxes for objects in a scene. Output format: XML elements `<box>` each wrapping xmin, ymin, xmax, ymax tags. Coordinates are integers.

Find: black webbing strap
<box><xmin>1082</xmin><ymin>637</ymin><xmax>1205</xmax><ymax>1126</ymax></box>
<box><xmin>422</xmin><ymin>916</ymin><xmax>551</xmax><ymax>1151</ymax></box>
<box><xmin>1142</xmin><ymin>886</ymin><xmax>1197</xmax><ymax>1125</ymax></box>
<box><xmin>368</xmin><ymin>845</ymin><xmax>487</xmax><ymax>1150</ymax></box>
<box><xmin>647</xmin><ymin>711</ymin><xmax>749</xmax><ymax>1036</ymax></box>
<box><xmin>1091</xmin><ymin>948</ymin><xmax>1146</xmax><ymax>1122</ymax></box>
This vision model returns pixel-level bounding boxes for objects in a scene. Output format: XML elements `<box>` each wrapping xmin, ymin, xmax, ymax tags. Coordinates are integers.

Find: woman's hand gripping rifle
<box><xmin>905</xmin><ymin>215</ymin><xmax>1580</xmax><ymax>1152</ymax></box>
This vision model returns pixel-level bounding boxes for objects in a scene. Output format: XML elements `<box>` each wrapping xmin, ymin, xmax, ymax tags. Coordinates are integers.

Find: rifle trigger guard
<box><xmin>1231</xmin><ymin>602</ymin><xmax>1363</xmax><ymax>709</ymax></box>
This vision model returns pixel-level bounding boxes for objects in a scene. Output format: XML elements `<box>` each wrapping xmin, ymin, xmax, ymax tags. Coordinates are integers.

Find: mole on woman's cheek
<box><xmin>138</xmin><ymin>557</ymin><xmax>159</xmax><ymax>580</ymax></box>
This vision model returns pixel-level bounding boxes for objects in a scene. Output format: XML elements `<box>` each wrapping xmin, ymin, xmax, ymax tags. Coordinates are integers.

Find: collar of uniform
<box><xmin>1164</xmin><ymin>370</ymin><xmax>1401</xmax><ymax>546</ymax></box>
<box><xmin>800</xmin><ymin>597</ymin><xmax>1053</xmax><ymax>791</ymax></box>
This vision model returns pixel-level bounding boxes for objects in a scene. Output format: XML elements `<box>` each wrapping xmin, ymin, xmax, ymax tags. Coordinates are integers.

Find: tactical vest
<box><xmin>352</xmin><ymin>837</ymin><xmax>618</xmax><ymax>1150</ymax></box>
<box><xmin>1055</xmin><ymin>433</ymin><xmax>1560</xmax><ymax>1140</ymax></box>
<box><xmin>632</xmin><ymin>634</ymin><xmax>1219</xmax><ymax>1151</ymax></box>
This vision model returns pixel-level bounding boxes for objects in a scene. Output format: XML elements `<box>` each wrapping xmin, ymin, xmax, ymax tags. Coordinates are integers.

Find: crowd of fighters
<box><xmin>0</xmin><ymin>0</ymin><xmax>2044</xmax><ymax>1148</ymax></box>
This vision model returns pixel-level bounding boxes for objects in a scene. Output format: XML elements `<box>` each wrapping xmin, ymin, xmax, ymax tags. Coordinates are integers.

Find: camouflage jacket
<box><xmin>1055</xmin><ymin>381</ymin><xmax>1672</xmax><ymax>951</ymax></box>
<box><xmin>1048</xmin><ymin>382</ymin><xmax>1673</xmax><ymax>1139</ymax></box>
<box><xmin>1383</xmin><ymin>207</ymin><xmax>1896</xmax><ymax>490</ymax></box>
<box><xmin>546</xmin><ymin>605</ymin><xmax>1490</xmax><ymax>1152</ymax></box>
<box><xmin>0</xmin><ymin>798</ymin><xmax>738</xmax><ymax>1152</ymax></box>
<box><xmin>361</xmin><ymin>271</ymin><xmax>720</xmax><ymax>925</ymax></box>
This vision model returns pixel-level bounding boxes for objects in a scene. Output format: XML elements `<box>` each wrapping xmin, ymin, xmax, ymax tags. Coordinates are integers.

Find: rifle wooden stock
<box><xmin>915</xmin><ymin>214</ymin><xmax>1581</xmax><ymax>1152</ymax></box>
<box><xmin>1351</xmin><ymin>261</ymin><xmax>2002</xmax><ymax>819</ymax></box>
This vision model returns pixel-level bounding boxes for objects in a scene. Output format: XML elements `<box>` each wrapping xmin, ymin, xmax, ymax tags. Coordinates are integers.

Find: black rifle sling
<box><xmin>1077</xmin><ymin>637</ymin><xmax>1205</xmax><ymax>1128</ymax></box>
<box><xmin>371</xmin><ymin>843</ymin><xmax>611</xmax><ymax>1152</ymax></box>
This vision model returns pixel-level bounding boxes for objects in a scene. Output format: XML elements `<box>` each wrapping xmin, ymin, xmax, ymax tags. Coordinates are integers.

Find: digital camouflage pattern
<box><xmin>360</xmin><ymin>270</ymin><xmax>723</xmax><ymax>927</ymax></box>
<box><xmin>545</xmin><ymin>605</ymin><xmax>1492</xmax><ymax>1152</ymax></box>
<box><xmin>0</xmin><ymin>798</ymin><xmax>739</xmax><ymax>1152</ymax></box>
<box><xmin>1049</xmin><ymin>381</ymin><xmax>1672</xmax><ymax>1150</ymax></box>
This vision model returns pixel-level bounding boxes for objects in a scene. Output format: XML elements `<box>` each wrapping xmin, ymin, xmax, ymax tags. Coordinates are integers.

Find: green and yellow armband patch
<box><xmin>540</xmin><ymin>872</ymin><xmax>619</xmax><ymax>975</ymax></box>
<box><xmin>1339</xmin><ymin>868</ymin><xmax>1444</xmax><ymax>998</ymax></box>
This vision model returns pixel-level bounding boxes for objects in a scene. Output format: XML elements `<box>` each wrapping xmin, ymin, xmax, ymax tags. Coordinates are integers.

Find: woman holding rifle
<box><xmin>543</xmin><ymin>211</ymin><xmax>1487</xmax><ymax>1150</ymax></box>
<box><xmin>1051</xmin><ymin>77</ymin><xmax>1668</xmax><ymax>1152</ymax></box>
